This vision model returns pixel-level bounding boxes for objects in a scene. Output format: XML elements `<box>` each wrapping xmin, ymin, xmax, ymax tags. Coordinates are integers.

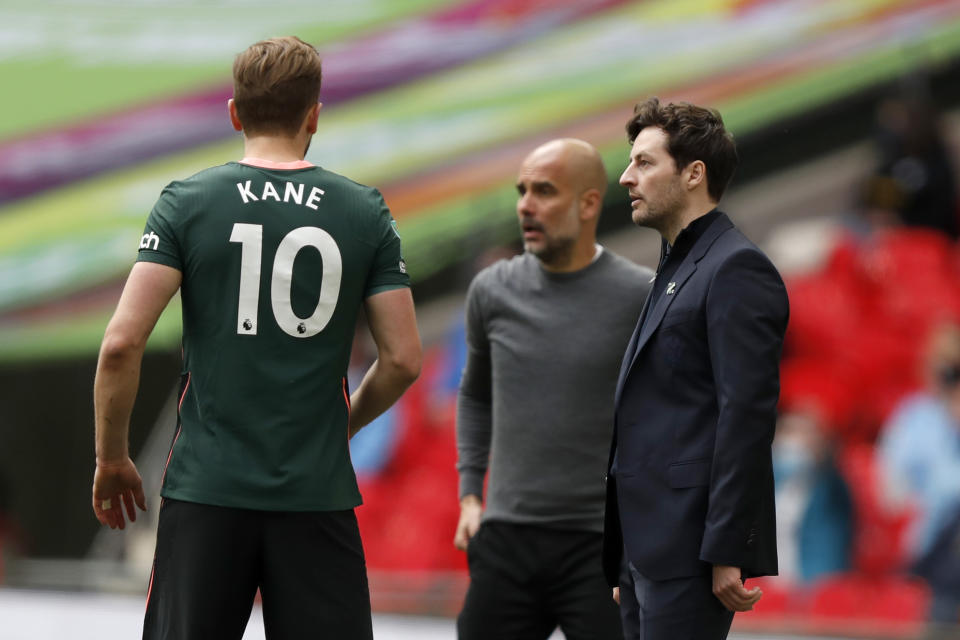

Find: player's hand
<box><xmin>612</xmin><ymin>587</ymin><xmax>620</xmax><ymax>605</ymax></box>
<box><xmin>453</xmin><ymin>494</ymin><xmax>483</xmax><ymax>551</ymax></box>
<box><xmin>712</xmin><ymin>565</ymin><xmax>762</xmax><ymax>612</ymax></box>
<box><xmin>92</xmin><ymin>457</ymin><xmax>147</xmax><ymax>530</ymax></box>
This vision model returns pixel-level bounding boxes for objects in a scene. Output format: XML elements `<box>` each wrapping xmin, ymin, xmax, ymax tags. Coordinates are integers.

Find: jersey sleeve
<box><xmin>136</xmin><ymin>183</ymin><xmax>184</xmax><ymax>271</ymax></box>
<box><xmin>364</xmin><ymin>190</ymin><xmax>410</xmax><ymax>297</ymax></box>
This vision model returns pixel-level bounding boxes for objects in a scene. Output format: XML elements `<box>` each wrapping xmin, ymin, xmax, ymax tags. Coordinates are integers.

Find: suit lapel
<box><xmin>627</xmin><ymin>260</ymin><xmax>696</xmax><ymax>368</ymax></box>
<box><xmin>614</xmin><ymin>213</ymin><xmax>733</xmax><ymax>407</ymax></box>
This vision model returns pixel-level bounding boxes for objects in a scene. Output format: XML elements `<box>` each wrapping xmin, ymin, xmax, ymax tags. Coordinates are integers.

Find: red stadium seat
<box><xmin>778</xmin><ymin>358</ymin><xmax>856</xmax><ymax>436</ymax></box>
<box><xmin>809</xmin><ymin>574</ymin><xmax>929</xmax><ymax>622</ymax></box>
<box><xmin>742</xmin><ymin>576</ymin><xmax>792</xmax><ymax>618</ymax></box>
<box><xmin>356</xmin><ymin>345</ymin><xmax>466</xmax><ymax>572</ymax></box>
<box><xmin>836</xmin><ymin>444</ymin><xmax>912</xmax><ymax>575</ymax></box>
<box><xmin>783</xmin><ymin>228</ymin><xmax>960</xmax><ymax>443</ymax></box>
<box><xmin>809</xmin><ymin>574</ymin><xmax>867</xmax><ymax>619</ymax></box>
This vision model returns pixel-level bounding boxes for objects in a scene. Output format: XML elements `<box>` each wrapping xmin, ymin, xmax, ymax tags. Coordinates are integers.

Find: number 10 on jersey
<box><xmin>229</xmin><ymin>223</ymin><xmax>342</xmax><ymax>338</ymax></box>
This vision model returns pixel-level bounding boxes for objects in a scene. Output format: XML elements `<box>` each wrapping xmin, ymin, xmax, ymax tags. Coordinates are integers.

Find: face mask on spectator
<box><xmin>936</xmin><ymin>362</ymin><xmax>960</xmax><ymax>390</ymax></box>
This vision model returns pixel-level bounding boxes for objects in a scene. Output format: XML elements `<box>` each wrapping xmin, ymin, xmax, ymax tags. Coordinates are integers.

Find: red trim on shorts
<box><xmin>145</xmin><ymin>554</ymin><xmax>157</xmax><ymax>611</ymax></box>
<box><xmin>144</xmin><ymin>497</ymin><xmax>165</xmax><ymax>611</ymax></box>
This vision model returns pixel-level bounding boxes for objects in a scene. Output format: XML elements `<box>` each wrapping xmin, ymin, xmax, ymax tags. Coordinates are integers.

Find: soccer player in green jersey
<box><xmin>91</xmin><ymin>36</ymin><xmax>421</xmax><ymax>639</ymax></box>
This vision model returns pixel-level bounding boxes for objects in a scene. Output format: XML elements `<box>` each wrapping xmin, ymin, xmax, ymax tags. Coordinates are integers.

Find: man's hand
<box><xmin>712</xmin><ymin>565</ymin><xmax>762</xmax><ymax>612</ymax></box>
<box><xmin>612</xmin><ymin>587</ymin><xmax>620</xmax><ymax>605</ymax></box>
<box><xmin>453</xmin><ymin>494</ymin><xmax>483</xmax><ymax>551</ymax></box>
<box><xmin>93</xmin><ymin>262</ymin><xmax>177</xmax><ymax>531</ymax></box>
<box><xmin>92</xmin><ymin>458</ymin><xmax>147</xmax><ymax>530</ymax></box>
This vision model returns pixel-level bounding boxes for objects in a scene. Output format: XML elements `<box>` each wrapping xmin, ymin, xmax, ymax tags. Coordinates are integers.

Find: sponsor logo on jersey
<box><xmin>139</xmin><ymin>231</ymin><xmax>160</xmax><ymax>251</ymax></box>
<box><xmin>399</xmin><ymin>259</ymin><xmax>407</xmax><ymax>274</ymax></box>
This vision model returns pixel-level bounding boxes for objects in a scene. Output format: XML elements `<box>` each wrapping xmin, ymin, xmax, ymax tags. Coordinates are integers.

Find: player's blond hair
<box><xmin>232</xmin><ymin>36</ymin><xmax>323</xmax><ymax>136</ymax></box>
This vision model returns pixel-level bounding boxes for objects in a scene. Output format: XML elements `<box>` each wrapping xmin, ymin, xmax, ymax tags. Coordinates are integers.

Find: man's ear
<box><xmin>579</xmin><ymin>188</ymin><xmax>602</xmax><ymax>222</ymax></box>
<box><xmin>685</xmin><ymin>160</ymin><xmax>706</xmax><ymax>191</ymax></box>
<box><xmin>305</xmin><ymin>102</ymin><xmax>322</xmax><ymax>134</ymax></box>
<box><xmin>228</xmin><ymin>99</ymin><xmax>244</xmax><ymax>132</ymax></box>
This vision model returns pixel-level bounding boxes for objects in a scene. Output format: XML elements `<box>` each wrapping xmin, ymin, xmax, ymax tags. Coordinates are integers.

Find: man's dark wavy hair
<box><xmin>626</xmin><ymin>97</ymin><xmax>738</xmax><ymax>202</ymax></box>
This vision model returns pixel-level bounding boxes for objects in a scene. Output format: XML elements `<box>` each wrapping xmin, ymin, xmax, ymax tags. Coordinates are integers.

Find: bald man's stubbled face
<box><xmin>516</xmin><ymin>151</ymin><xmax>582</xmax><ymax>268</ymax></box>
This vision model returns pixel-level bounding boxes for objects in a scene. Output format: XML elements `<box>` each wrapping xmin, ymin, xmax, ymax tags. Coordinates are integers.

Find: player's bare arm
<box><xmin>347</xmin><ymin>287</ymin><xmax>421</xmax><ymax>437</ymax></box>
<box><xmin>93</xmin><ymin>261</ymin><xmax>181</xmax><ymax>530</ymax></box>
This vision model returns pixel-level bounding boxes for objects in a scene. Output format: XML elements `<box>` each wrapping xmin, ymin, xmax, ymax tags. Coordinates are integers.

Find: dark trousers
<box><xmin>458</xmin><ymin>521</ymin><xmax>623</xmax><ymax>640</ymax></box>
<box><xmin>143</xmin><ymin>498</ymin><xmax>373</xmax><ymax>640</ymax></box>
<box><xmin>619</xmin><ymin>559</ymin><xmax>733</xmax><ymax>640</ymax></box>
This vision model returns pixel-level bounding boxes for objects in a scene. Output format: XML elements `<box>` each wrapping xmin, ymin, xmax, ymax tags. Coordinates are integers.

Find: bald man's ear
<box><xmin>579</xmin><ymin>189</ymin><xmax>603</xmax><ymax>222</ymax></box>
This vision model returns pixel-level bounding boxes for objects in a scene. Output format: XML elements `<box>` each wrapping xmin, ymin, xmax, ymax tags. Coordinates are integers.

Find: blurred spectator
<box><xmin>773</xmin><ymin>408</ymin><xmax>854</xmax><ymax>585</ymax></box>
<box><xmin>915</xmin><ymin>509</ymin><xmax>960</xmax><ymax>638</ymax></box>
<box><xmin>851</xmin><ymin>174</ymin><xmax>907</xmax><ymax>236</ymax></box>
<box><xmin>871</xmin><ymin>77</ymin><xmax>958</xmax><ymax>239</ymax></box>
<box><xmin>879</xmin><ymin>321</ymin><xmax>960</xmax><ymax>625</ymax></box>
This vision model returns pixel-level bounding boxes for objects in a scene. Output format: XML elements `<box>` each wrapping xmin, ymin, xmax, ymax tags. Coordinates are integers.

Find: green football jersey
<box><xmin>136</xmin><ymin>160</ymin><xmax>409</xmax><ymax>511</ymax></box>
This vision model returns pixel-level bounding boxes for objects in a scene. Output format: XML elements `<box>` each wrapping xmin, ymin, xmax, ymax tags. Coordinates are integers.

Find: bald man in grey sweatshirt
<box><xmin>455</xmin><ymin>139</ymin><xmax>653</xmax><ymax>640</ymax></box>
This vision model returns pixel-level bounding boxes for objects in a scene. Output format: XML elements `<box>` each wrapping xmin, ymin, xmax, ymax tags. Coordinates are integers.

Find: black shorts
<box><xmin>143</xmin><ymin>498</ymin><xmax>372</xmax><ymax>640</ymax></box>
<box><xmin>457</xmin><ymin>521</ymin><xmax>623</xmax><ymax>640</ymax></box>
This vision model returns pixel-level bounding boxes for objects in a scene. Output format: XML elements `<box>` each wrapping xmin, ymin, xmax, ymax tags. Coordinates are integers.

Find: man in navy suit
<box><xmin>603</xmin><ymin>97</ymin><xmax>790</xmax><ymax>639</ymax></box>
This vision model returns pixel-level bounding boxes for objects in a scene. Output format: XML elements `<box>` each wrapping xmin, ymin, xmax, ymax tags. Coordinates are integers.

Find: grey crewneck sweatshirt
<box><xmin>457</xmin><ymin>249</ymin><xmax>653</xmax><ymax>531</ymax></box>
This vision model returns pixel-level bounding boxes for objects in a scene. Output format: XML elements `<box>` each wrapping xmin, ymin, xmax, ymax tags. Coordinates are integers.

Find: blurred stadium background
<box><xmin>3</xmin><ymin>0</ymin><xmax>960</xmax><ymax>637</ymax></box>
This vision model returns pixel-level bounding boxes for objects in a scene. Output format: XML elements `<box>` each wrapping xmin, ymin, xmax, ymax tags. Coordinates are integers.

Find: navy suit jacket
<box><xmin>603</xmin><ymin>211</ymin><xmax>789</xmax><ymax>585</ymax></box>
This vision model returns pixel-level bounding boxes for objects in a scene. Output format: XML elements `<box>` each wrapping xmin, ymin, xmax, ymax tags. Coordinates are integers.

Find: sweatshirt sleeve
<box><xmin>456</xmin><ymin>274</ymin><xmax>493</xmax><ymax>500</ymax></box>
